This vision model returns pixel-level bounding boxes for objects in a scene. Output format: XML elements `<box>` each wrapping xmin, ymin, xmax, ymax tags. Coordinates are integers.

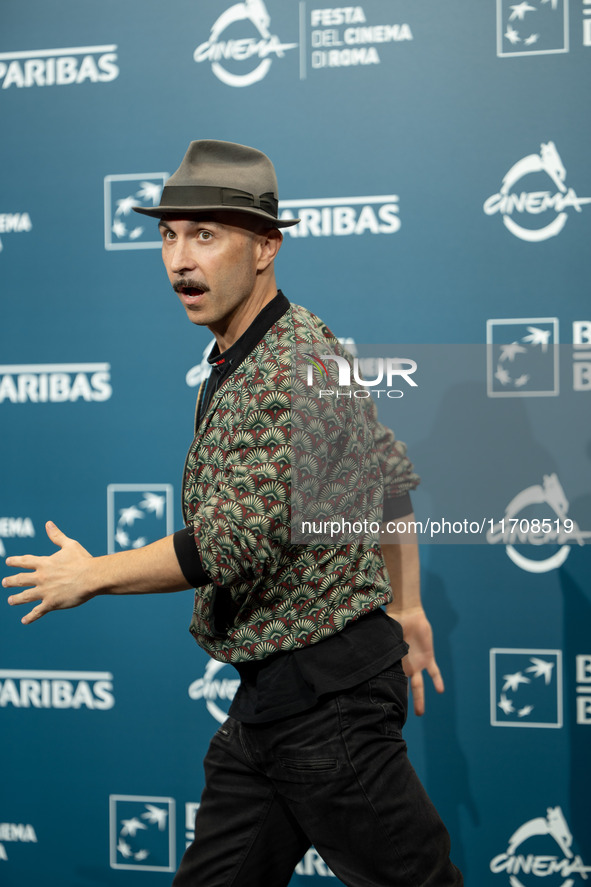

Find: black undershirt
<box><xmin>174</xmin><ymin>291</ymin><xmax>410</xmax><ymax>723</ymax></box>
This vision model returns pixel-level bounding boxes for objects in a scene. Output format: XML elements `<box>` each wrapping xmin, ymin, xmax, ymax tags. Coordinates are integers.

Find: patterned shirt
<box><xmin>181</xmin><ymin>298</ymin><xmax>419</xmax><ymax>664</ymax></box>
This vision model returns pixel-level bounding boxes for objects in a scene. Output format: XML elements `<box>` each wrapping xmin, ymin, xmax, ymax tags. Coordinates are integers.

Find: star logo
<box><xmin>486</xmin><ymin>318</ymin><xmax>559</xmax><ymax>398</ymax></box>
<box><xmin>107</xmin><ymin>485</ymin><xmax>173</xmax><ymax>554</ymax></box>
<box><xmin>104</xmin><ymin>173</ymin><xmax>167</xmax><ymax>250</ymax></box>
<box><xmin>490</xmin><ymin>649</ymin><xmax>562</xmax><ymax>728</ymax></box>
<box><xmin>497</xmin><ymin>0</ymin><xmax>568</xmax><ymax>57</ymax></box>
<box><xmin>109</xmin><ymin>796</ymin><xmax>176</xmax><ymax>872</ymax></box>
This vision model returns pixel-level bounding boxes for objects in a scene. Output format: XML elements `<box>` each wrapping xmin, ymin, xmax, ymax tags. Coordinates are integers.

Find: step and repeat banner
<box><xmin>1</xmin><ymin>1</ymin><xmax>590</xmax><ymax>885</ymax></box>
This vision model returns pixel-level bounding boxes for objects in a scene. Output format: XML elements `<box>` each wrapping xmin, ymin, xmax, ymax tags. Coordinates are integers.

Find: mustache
<box><xmin>173</xmin><ymin>278</ymin><xmax>210</xmax><ymax>294</ymax></box>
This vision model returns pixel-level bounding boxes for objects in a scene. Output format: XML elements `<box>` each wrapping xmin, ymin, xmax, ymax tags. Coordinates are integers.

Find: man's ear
<box><xmin>256</xmin><ymin>227</ymin><xmax>283</xmax><ymax>271</ymax></box>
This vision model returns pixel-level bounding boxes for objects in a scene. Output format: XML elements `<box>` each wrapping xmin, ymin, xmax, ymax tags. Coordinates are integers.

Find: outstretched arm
<box><xmin>4</xmin><ymin>521</ymin><xmax>190</xmax><ymax>625</ymax></box>
<box><xmin>381</xmin><ymin>516</ymin><xmax>444</xmax><ymax>716</ymax></box>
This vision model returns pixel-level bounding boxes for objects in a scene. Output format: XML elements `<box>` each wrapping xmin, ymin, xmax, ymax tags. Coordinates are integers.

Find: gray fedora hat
<box><xmin>133</xmin><ymin>139</ymin><xmax>299</xmax><ymax>228</ymax></box>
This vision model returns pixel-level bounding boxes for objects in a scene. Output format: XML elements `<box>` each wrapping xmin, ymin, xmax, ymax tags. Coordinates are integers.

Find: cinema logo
<box><xmin>194</xmin><ymin>0</ymin><xmax>297</xmax><ymax>87</ymax></box>
<box><xmin>484</xmin><ymin>142</ymin><xmax>591</xmax><ymax>242</ymax></box>
<box><xmin>0</xmin><ymin>822</ymin><xmax>37</xmax><ymax>863</ymax></box>
<box><xmin>188</xmin><ymin>660</ymin><xmax>239</xmax><ymax>724</ymax></box>
<box><xmin>185</xmin><ymin>339</ymin><xmax>216</xmax><ymax>388</ymax></box>
<box><xmin>280</xmin><ymin>195</ymin><xmax>400</xmax><ymax>237</ymax></box>
<box><xmin>0</xmin><ymin>516</ymin><xmax>35</xmax><ymax>558</ymax></box>
<box><xmin>490</xmin><ymin>806</ymin><xmax>591</xmax><ymax>886</ymax></box>
<box><xmin>0</xmin><ymin>44</ymin><xmax>119</xmax><ymax>89</ymax></box>
<box><xmin>486</xmin><ymin>474</ymin><xmax>591</xmax><ymax>573</ymax></box>
<box><xmin>0</xmin><ymin>669</ymin><xmax>115</xmax><ymax>710</ymax></box>
<box><xmin>0</xmin><ymin>212</ymin><xmax>32</xmax><ymax>255</ymax></box>
<box><xmin>0</xmin><ymin>362</ymin><xmax>112</xmax><ymax>404</ymax></box>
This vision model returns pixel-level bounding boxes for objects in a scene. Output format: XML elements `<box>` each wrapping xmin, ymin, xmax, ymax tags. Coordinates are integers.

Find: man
<box><xmin>4</xmin><ymin>140</ymin><xmax>462</xmax><ymax>886</ymax></box>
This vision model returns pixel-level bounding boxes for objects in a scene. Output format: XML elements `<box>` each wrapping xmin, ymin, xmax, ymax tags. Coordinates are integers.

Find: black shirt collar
<box><xmin>206</xmin><ymin>290</ymin><xmax>290</xmax><ymax>381</ymax></box>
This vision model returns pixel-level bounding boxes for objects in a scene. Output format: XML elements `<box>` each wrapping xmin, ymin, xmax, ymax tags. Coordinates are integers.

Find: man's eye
<box><xmin>198</xmin><ymin>231</ymin><xmax>212</xmax><ymax>241</ymax></box>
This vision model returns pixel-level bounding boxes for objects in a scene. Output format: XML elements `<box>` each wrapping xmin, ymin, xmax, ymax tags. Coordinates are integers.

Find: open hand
<box><xmin>4</xmin><ymin>521</ymin><xmax>95</xmax><ymax>624</ymax></box>
<box><xmin>389</xmin><ymin>606</ymin><xmax>444</xmax><ymax>717</ymax></box>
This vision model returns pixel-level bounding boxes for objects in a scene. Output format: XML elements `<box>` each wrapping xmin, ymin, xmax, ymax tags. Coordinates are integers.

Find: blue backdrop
<box><xmin>1</xmin><ymin>1</ymin><xmax>590</xmax><ymax>885</ymax></box>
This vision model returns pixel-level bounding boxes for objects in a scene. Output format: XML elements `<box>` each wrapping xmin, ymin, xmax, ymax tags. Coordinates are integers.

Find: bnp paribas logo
<box><xmin>490</xmin><ymin>648</ymin><xmax>562</xmax><ymax>727</ymax></box>
<box><xmin>496</xmin><ymin>0</ymin><xmax>569</xmax><ymax>57</ymax></box>
<box><xmin>107</xmin><ymin>484</ymin><xmax>174</xmax><ymax>553</ymax></box>
<box><xmin>486</xmin><ymin>317</ymin><xmax>559</xmax><ymax>397</ymax></box>
<box><xmin>109</xmin><ymin>796</ymin><xmax>175</xmax><ymax>872</ymax></box>
<box><xmin>104</xmin><ymin>173</ymin><xmax>167</xmax><ymax>250</ymax></box>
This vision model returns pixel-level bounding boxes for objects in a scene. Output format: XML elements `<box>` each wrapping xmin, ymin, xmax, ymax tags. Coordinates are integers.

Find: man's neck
<box><xmin>209</xmin><ymin>279</ymin><xmax>279</xmax><ymax>352</ymax></box>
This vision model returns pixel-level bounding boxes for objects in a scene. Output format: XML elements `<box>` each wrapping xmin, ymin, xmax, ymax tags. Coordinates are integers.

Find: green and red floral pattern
<box><xmin>183</xmin><ymin>304</ymin><xmax>419</xmax><ymax>663</ymax></box>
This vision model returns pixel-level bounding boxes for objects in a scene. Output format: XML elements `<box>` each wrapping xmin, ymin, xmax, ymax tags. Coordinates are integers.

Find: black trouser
<box><xmin>173</xmin><ymin>663</ymin><xmax>463</xmax><ymax>887</ymax></box>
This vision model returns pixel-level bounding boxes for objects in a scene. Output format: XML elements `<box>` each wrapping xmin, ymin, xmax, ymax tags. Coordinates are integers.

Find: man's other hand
<box><xmin>3</xmin><ymin>521</ymin><xmax>95</xmax><ymax>624</ymax></box>
<box><xmin>390</xmin><ymin>606</ymin><xmax>445</xmax><ymax>717</ymax></box>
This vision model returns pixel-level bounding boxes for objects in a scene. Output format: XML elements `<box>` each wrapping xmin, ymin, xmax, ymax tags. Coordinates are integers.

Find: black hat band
<box><xmin>159</xmin><ymin>185</ymin><xmax>278</xmax><ymax>216</ymax></box>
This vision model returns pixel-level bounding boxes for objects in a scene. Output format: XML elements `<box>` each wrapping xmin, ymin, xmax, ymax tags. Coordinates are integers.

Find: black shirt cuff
<box><xmin>383</xmin><ymin>493</ymin><xmax>413</xmax><ymax>523</ymax></box>
<box><xmin>173</xmin><ymin>527</ymin><xmax>210</xmax><ymax>588</ymax></box>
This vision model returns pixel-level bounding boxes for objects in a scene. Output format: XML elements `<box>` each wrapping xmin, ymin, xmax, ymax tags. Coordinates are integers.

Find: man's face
<box><xmin>158</xmin><ymin>214</ymin><xmax>265</xmax><ymax>331</ymax></box>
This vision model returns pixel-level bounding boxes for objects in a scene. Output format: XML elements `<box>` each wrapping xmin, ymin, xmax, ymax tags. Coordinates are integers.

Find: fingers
<box><xmin>428</xmin><ymin>662</ymin><xmax>445</xmax><ymax>694</ymax></box>
<box><xmin>6</xmin><ymin>587</ymin><xmax>41</xmax><ymax>605</ymax></box>
<box><xmin>19</xmin><ymin>602</ymin><xmax>51</xmax><ymax>625</ymax></box>
<box><xmin>45</xmin><ymin>521</ymin><xmax>70</xmax><ymax>548</ymax></box>
<box><xmin>4</xmin><ymin>554</ymin><xmax>39</xmax><ymax>571</ymax></box>
<box><xmin>410</xmin><ymin>672</ymin><xmax>425</xmax><ymax>717</ymax></box>
<box><xmin>4</xmin><ymin>572</ymin><xmax>39</xmax><ymax>591</ymax></box>
<box><xmin>403</xmin><ymin>655</ymin><xmax>445</xmax><ymax>716</ymax></box>
<box><xmin>6</xmin><ymin>585</ymin><xmax>54</xmax><ymax>622</ymax></box>
<box><xmin>3</xmin><ymin>518</ymin><xmax>68</xmax><ymax>574</ymax></box>
<box><xmin>6</xmin><ymin>585</ymin><xmax>53</xmax><ymax>622</ymax></box>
